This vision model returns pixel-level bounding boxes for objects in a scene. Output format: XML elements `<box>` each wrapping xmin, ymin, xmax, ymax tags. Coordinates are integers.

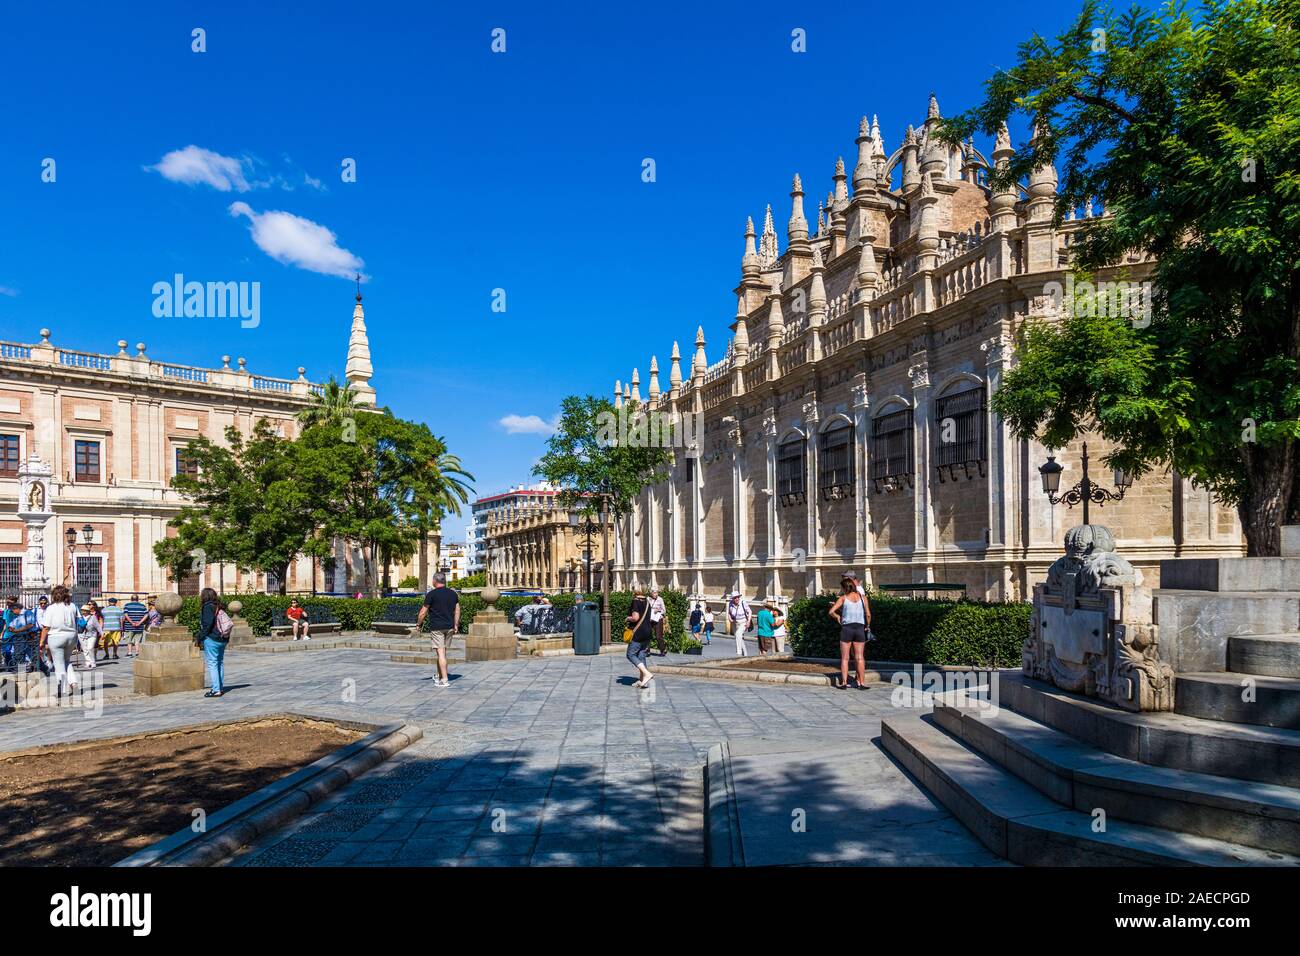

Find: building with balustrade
<box><xmin>0</xmin><ymin>291</ymin><xmax>378</xmax><ymax>597</ymax></box>
<box><xmin>610</xmin><ymin>96</ymin><xmax>1246</xmax><ymax>603</ymax></box>
<box><xmin>479</xmin><ymin>483</ymin><xmax>612</xmax><ymax>591</ymax></box>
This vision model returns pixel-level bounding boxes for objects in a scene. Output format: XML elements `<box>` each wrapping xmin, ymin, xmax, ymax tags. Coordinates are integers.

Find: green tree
<box><xmin>944</xmin><ymin>0</ymin><xmax>1300</xmax><ymax>554</ymax></box>
<box><xmin>296</xmin><ymin>376</ymin><xmax>360</xmax><ymax>431</ymax></box>
<box><xmin>533</xmin><ymin>394</ymin><xmax>675</xmax><ymax>518</ymax></box>
<box><xmin>157</xmin><ymin>419</ymin><xmax>317</xmax><ymax>594</ymax></box>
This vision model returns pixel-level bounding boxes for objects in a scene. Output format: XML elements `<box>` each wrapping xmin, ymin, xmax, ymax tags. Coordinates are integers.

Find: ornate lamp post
<box><xmin>1039</xmin><ymin>441</ymin><xmax>1133</xmax><ymax>524</ymax></box>
<box><xmin>64</xmin><ymin>523</ymin><xmax>93</xmax><ymax>588</ymax></box>
<box><xmin>600</xmin><ymin>492</ymin><xmax>612</xmax><ymax>645</ymax></box>
<box><xmin>568</xmin><ymin>508</ymin><xmax>599</xmax><ymax>595</ymax></box>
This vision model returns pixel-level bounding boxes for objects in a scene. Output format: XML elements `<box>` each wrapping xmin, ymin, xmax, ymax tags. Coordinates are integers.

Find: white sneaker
<box><xmin>437</xmin><ymin>678</ymin><xmax>450</xmax><ymax>687</ymax></box>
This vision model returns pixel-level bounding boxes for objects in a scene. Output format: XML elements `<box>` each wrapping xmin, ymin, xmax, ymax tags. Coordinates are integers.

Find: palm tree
<box><xmin>297</xmin><ymin>376</ymin><xmax>359</xmax><ymax>429</ymax></box>
<box><xmin>415</xmin><ymin>442</ymin><xmax>474</xmax><ymax>589</ymax></box>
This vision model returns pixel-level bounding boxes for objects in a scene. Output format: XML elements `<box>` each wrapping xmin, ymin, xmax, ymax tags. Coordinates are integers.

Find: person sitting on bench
<box><xmin>287</xmin><ymin>599</ymin><xmax>310</xmax><ymax>641</ymax></box>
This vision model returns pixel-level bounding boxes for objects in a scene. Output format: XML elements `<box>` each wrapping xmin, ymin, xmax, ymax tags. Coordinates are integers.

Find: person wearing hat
<box><xmin>756</xmin><ymin>599</ymin><xmax>777</xmax><ymax>654</ymax></box>
<box><xmin>78</xmin><ymin>601</ymin><xmax>103</xmax><ymax>670</ymax></box>
<box><xmin>772</xmin><ymin>599</ymin><xmax>789</xmax><ymax>653</ymax></box>
<box><xmin>726</xmin><ymin>591</ymin><xmax>752</xmax><ymax>657</ymax></box>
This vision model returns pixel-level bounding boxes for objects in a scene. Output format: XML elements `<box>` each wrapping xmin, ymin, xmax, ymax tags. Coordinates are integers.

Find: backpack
<box><xmin>215</xmin><ymin>608</ymin><xmax>235</xmax><ymax>641</ymax></box>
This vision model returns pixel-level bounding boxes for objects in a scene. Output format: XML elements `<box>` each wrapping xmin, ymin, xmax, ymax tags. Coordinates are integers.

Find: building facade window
<box><xmin>0</xmin><ymin>434</ymin><xmax>20</xmax><ymax>477</ymax></box>
<box><xmin>0</xmin><ymin>555</ymin><xmax>21</xmax><ymax>592</ymax></box>
<box><xmin>933</xmin><ymin>385</ymin><xmax>987</xmax><ymax>480</ymax></box>
<box><xmin>175</xmin><ymin>446</ymin><xmax>200</xmax><ymax>478</ymax></box>
<box><xmin>73</xmin><ymin>555</ymin><xmax>103</xmax><ymax>594</ymax></box>
<box><xmin>74</xmin><ymin>440</ymin><xmax>101</xmax><ymax>483</ymax></box>
<box><xmin>819</xmin><ymin>420</ymin><xmax>855</xmax><ymax>500</ymax></box>
<box><xmin>776</xmin><ymin>437</ymin><xmax>806</xmax><ymax>506</ymax></box>
<box><xmin>870</xmin><ymin>408</ymin><xmax>915</xmax><ymax>492</ymax></box>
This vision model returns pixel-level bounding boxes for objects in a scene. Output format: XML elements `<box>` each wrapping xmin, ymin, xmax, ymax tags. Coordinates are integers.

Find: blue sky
<box><xmin>1</xmin><ymin>0</ymin><xmax>1093</xmax><ymax>541</ymax></box>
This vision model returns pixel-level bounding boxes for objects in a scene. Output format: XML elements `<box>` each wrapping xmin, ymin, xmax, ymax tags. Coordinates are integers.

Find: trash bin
<box><xmin>573</xmin><ymin>601</ymin><xmax>600</xmax><ymax>655</ymax></box>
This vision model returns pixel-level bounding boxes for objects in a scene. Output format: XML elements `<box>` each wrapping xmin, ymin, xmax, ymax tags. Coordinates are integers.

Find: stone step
<box><xmin>1161</xmin><ymin>558</ymin><xmax>1300</xmax><ymax>593</ymax></box>
<box><xmin>881</xmin><ymin>712</ymin><xmax>1298</xmax><ymax>866</ymax></box>
<box><xmin>1152</xmin><ymin>590</ymin><xmax>1300</xmax><ymax>672</ymax></box>
<box><xmin>933</xmin><ymin>699</ymin><xmax>1300</xmax><ymax>854</ymax></box>
<box><xmin>1176</xmin><ymin>672</ymin><xmax>1300</xmax><ymax>730</ymax></box>
<box><xmin>998</xmin><ymin>671</ymin><xmax>1300</xmax><ymax>786</ymax></box>
<box><xmin>1230</xmin><ymin>635</ymin><xmax>1300</xmax><ymax>679</ymax></box>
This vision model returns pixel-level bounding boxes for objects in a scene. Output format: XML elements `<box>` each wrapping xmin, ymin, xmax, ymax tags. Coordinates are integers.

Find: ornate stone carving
<box><xmin>908</xmin><ymin>363</ymin><xmax>930</xmax><ymax>389</ymax></box>
<box><xmin>1025</xmin><ymin>525</ymin><xmax>1172</xmax><ymax>712</ymax></box>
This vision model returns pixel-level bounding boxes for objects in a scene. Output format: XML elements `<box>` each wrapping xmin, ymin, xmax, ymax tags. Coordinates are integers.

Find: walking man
<box><xmin>727</xmin><ymin>591</ymin><xmax>752</xmax><ymax>657</ymax></box>
<box><xmin>416</xmin><ymin>572</ymin><xmax>459</xmax><ymax>688</ymax></box>
<box><xmin>100</xmin><ymin>597</ymin><xmax>123</xmax><ymax>661</ymax></box>
<box><xmin>121</xmin><ymin>594</ymin><xmax>148</xmax><ymax>658</ymax></box>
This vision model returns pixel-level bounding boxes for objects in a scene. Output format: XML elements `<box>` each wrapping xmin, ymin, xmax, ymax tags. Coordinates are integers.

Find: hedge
<box><xmin>786</xmin><ymin>592</ymin><xmax>1030</xmax><ymax>666</ymax></box>
<box><xmin>179</xmin><ymin>588</ymin><xmax>698</xmax><ymax>650</ymax></box>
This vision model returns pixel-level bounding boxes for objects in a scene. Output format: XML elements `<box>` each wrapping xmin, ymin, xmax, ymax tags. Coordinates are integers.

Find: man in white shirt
<box><xmin>727</xmin><ymin>592</ymin><xmax>752</xmax><ymax>657</ymax></box>
<box><xmin>648</xmin><ymin>589</ymin><xmax>667</xmax><ymax>656</ymax></box>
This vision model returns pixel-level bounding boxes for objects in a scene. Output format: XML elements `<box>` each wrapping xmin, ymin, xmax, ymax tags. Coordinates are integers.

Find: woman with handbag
<box><xmin>40</xmin><ymin>585</ymin><xmax>80</xmax><ymax>696</ymax></box>
<box><xmin>197</xmin><ymin>587</ymin><xmax>229</xmax><ymax>698</ymax></box>
<box><xmin>624</xmin><ymin>585</ymin><xmax>655</xmax><ymax>689</ymax></box>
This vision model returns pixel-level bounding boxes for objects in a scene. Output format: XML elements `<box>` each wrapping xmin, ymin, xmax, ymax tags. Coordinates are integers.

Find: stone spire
<box><xmin>833</xmin><ymin>157</ymin><xmax>849</xmax><ymax>206</ymax></box>
<box><xmin>871</xmin><ymin>115</ymin><xmax>886</xmax><ymax>166</ymax></box>
<box><xmin>648</xmin><ymin>356</ymin><xmax>661</xmax><ymax>401</ymax></box>
<box><xmin>989</xmin><ymin>121</ymin><xmax>1018</xmax><ymax>232</ymax></box>
<box><xmin>853</xmin><ymin>117</ymin><xmax>875</xmax><ymax>193</ymax></box>
<box><xmin>816</xmin><ymin>198</ymin><xmax>826</xmax><ymax>238</ymax></box>
<box><xmin>614</xmin><ymin>380</ymin><xmax>623</xmax><ymax>409</ymax></box>
<box><xmin>916</xmin><ymin>171</ymin><xmax>941</xmax><ymax>269</ymax></box>
<box><xmin>1026</xmin><ymin>118</ymin><xmax>1059</xmax><ymax>222</ymax></box>
<box><xmin>741</xmin><ymin>216</ymin><xmax>760</xmax><ymax>277</ymax></box>
<box><xmin>787</xmin><ymin>174</ymin><xmax>808</xmax><ymax>244</ymax></box>
<box><xmin>927</xmin><ymin>92</ymin><xmax>941</xmax><ymax>122</ymax></box>
<box><xmin>856</xmin><ymin>231</ymin><xmax>880</xmax><ymax>294</ymax></box>
<box><xmin>732</xmin><ymin>297</ymin><xmax>750</xmax><ymax>358</ymax></box>
<box><xmin>809</xmin><ymin>244</ymin><xmax>827</xmax><ymax>323</ymax></box>
<box><xmin>669</xmin><ymin>341</ymin><xmax>682</xmax><ymax>393</ymax></box>
<box><xmin>901</xmin><ymin>125</ymin><xmax>921</xmax><ymax>191</ymax></box>
<box><xmin>345</xmin><ymin>280</ymin><xmax>376</xmax><ymax>406</ymax></box>
<box><xmin>830</xmin><ymin>158</ymin><xmax>849</xmax><ymax>258</ymax></box>
<box><xmin>629</xmin><ymin>368</ymin><xmax>641</xmax><ymax>403</ymax></box>
<box><xmin>692</xmin><ymin>326</ymin><xmax>708</xmax><ymax>378</ymax></box>
<box><xmin>759</xmin><ymin>205</ymin><xmax>778</xmax><ymax>265</ymax></box>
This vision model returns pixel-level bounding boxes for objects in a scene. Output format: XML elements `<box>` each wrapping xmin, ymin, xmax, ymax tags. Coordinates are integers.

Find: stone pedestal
<box><xmin>464</xmin><ymin>586</ymin><xmax>517</xmax><ymax>661</ymax></box>
<box><xmin>133</xmin><ymin>592</ymin><xmax>205</xmax><ymax>696</ymax></box>
<box><xmin>226</xmin><ymin>600</ymin><xmax>257</xmax><ymax>646</ymax></box>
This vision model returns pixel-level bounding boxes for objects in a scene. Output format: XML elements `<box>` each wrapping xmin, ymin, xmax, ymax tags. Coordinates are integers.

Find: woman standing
<box><xmin>828</xmin><ymin>575</ymin><xmax>871</xmax><ymax>690</ymax></box>
<box><xmin>625</xmin><ymin>585</ymin><xmax>656</xmax><ymax>689</ymax></box>
<box><xmin>198</xmin><ymin>587</ymin><xmax>228</xmax><ymax>698</ymax></box>
<box><xmin>40</xmin><ymin>585</ymin><xmax>80</xmax><ymax>695</ymax></box>
<box><xmin>701</xmin><ymin>603</ymin><xmax>714</xmax><ymax>645</ymax></box>
<box><xmin>78</xmin><ymin>601</ymin><xmax>103</xmax><ymax>670</ymax></box>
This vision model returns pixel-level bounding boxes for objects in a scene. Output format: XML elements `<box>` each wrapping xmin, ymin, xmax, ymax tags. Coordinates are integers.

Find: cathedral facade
<box><xmin>611</xmin><ymin>97</ymin><xmax>1244</xmax><ymax>603</ymax></box>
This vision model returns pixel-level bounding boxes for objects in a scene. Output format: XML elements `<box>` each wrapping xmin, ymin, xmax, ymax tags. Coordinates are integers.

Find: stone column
<box><xmin>803</xmin><ymin>400</ymin><xmax>821</xmax><ymax>594</ymax></box>
<box><xmin>982</xmin><ymin>336</ymin><xmax>1014</xmax><ymax>598</ymax></box>
<box><xmin>465</xmin><ymin>586</ymin><xmax>516</xmax><ymax>660</ymax></box>
<box><xmin>226</xmin><ymin>599</ymin><xmax>256</xmax><ymax>646</ymax></box>
<box><xmin>910</xmin><ymin>360</ymin><xmax>936</xmax><ymax>581</ymax></box>
<box><xmin>133</xmin><ymin>592</ymin><xmax>205</xmax><ymax>695</ymax></box>
<box><xmin>763</xmin><ymin>409</ymin><xmax>780</xmax><ymax>597</ymax></box>
<box><xmin>851</xmin><ymin>375</ymin><xmax>874</xmax><ymax>588</ymax></box>
<box><xmin>16</xmin><ymin>455</ymin><xmax>55</xmax><ymax>592</ymax></box>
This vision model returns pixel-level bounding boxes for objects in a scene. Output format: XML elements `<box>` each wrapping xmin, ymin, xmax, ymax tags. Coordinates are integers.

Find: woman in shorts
<box><xmin>625</xmin><ymin>585</ymin><xmax>656</xmax><ymax>689</ymax></box>
<box><xmin>828</xmin><ymin>575</ymin><xmax>870</xmax><ymax>690</ymax></box>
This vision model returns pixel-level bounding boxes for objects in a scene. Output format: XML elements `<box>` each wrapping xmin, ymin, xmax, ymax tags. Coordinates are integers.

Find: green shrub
<box><xmin>450</xmin><ymin>572</ymin><xmax>485</xmax><ymax>589</ymax></box>
<box><xmin>397</xmin><ymin>575</ymin><xmax>420</xmax><ymax>590</ymax></box>
<box><xmin>787</xmin><ymin>592</ymin><xmax>1030</xmax><ymax>666</ymax></box>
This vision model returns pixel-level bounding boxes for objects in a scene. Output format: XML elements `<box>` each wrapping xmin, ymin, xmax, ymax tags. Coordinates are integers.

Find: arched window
<box><xmin>933</xmin><ymin>383</ymin><xmax>986</xmax><ymax>480</ymax></box>
<box><xmin>776</xmin><ymin>436</ymin><xmax>806</xmax><ymax>506</ymax></box>
<box><xmin>871</xmin><ymin>406</ymin><xmax>914</xmax><ymax>491</ymax></box>
<box><xmin>819</xmin><ymin>420</ymin><xmax>855</xmax><ymax>500</ymax></box>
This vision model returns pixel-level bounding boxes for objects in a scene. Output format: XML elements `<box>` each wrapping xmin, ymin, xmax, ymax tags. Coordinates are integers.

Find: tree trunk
<box><xmin>1240</xmin><ymin>442</ymin><xmax>1297</xmax><ymax>556</ymax></box>
<box><xmin>418</xmin><ymin>527</ymin><xmax>429</xmax><ymax>592</ymax></box>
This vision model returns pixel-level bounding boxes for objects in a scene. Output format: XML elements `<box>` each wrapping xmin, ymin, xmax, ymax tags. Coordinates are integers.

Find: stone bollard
<box><xmin>226</xmin><ymin>599</ymin><xmax>256</xmax><ymax>646</ymax></box>
<box><xmin>464</xmin><ymin>586</ymin><xmax>517</xmax><ymax>661</ymax></box>
<box><xmin>132</xmin><ymin>591</ymin><xmax>205</xmax><ymax>695</ymax></box>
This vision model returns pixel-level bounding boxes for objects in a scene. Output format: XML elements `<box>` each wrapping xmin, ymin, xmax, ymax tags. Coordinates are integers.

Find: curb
<box><xmin>704</xmin><ymin>742</ymin><xmax>743</xmax><ymax>866</ymax></box>
<box><xmin>114</xmin><ymin>717</ymin><xmax>423</xmax><ymax>867</ymax></box>
<box><xmin>655</xmin><ymin>663</ymin><xmax>839</xmax><ymax>686</ymax></box>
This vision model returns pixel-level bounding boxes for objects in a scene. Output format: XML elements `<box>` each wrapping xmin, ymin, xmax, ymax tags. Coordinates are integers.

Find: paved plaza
<box><xmin>0</xmin><ymin>643</ymin><xmax>1000</xmax><ymax>866</ymax></box>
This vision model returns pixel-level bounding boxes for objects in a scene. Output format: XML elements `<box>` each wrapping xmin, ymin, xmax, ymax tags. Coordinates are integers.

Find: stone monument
<box><xmin>226</xmin><ymin>599</ymin><xmax>257</xmax><ymax>646</ymax></box>
<box><xmin>133</xmin><ymin>591</ymin><xmax>205</xmax><ymax>696</ymax></box>
<box><xmin>1023</xmin><ymin>524</ymin><xmax>1173</xmax><ymax>711</ymax></box>
<box><xmin>464</xmin><ymin>586</ymin><xmax>516</xmax><ymax>661</ymax></box>
<box><xmin>15</xmin><ymin>455</ymin><xmax>54</xmax><ymax>593</ymax></box>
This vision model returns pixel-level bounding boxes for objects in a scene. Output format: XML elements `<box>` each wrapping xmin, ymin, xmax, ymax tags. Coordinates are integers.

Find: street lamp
<box><xmin>1039</xmin><ymin>441</ymin><xmax>1131</xmax><ymax>525</ymax></box>
<box><xmin>568</xmin><ymin>508</ymin><xmax>599</xmax><ymax>595</ymax></box>
<box><xmin>65</xmin><ymin>524</ymin><xmax>94</xmax><ymax>588</ymax></box>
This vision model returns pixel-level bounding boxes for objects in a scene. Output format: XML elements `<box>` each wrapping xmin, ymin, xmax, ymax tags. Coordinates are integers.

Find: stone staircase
<box><xmin>882</xmin><ymin>534</ymin><xmax>1300</xmax><ymax>866</ymax></box>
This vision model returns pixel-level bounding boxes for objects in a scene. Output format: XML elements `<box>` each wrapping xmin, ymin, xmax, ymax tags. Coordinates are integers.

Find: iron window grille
<box><xmin>870</xmin><ymin>408</ymin><xmax>914</xmax><ymax>493</ymax></box>
<box><xmin>0</xmin><ymin>556</ymin><xmax>21</xmax><ymax>593</ymax></box>
<box><xmin>933</xmin><ymin>386</ymin><xmax>987</xmax><ymax>481</ymax></box>
<box><xmin>776</xmin><ymin>438</ymin><xmax>806</xmax><ymax>506</ymax></box>
<box><xmin>819</xmin><ymin>421</ymin><xmax>855</xmax><ymax>500</ymax></box>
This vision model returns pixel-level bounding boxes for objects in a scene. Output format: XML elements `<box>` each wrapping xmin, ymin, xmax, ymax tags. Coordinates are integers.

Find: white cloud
<box><xmin>0</xmin><ymin>286</ymin><xmax>18</xmax><ymax>297</ymax></box>
<box><xmin>228</xmin><ymin>202</ymin><xmax>365</xmax><ymax>280</ymax></box>
<box><xmin>148</xmin><ymin>145</ymin><xmax>252</xmax><ymax>192</ymax></box>
<box><xmin>499</xmin><ymin>414</ymin><xmax>558</xmax><ymax>436</ymax></box>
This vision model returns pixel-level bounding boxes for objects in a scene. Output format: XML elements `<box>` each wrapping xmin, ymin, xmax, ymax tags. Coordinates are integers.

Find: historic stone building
<box><xmin>481</xmin><ymin>485</ymin><xmax>612</xmax><ymax>591</ymax></box>
<box><xmin>612</xmin><ymin>97</ymin><xmax>1245</xmax><ymax>603</ymax></box>
<box><xmin>0</xmin><ymin>292</ymin><xmax>378</xmax><ymax>597</ymax></box>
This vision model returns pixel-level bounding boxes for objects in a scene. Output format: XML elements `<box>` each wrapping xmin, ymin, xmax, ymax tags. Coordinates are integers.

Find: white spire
<box><xmin>345</xmin><ymin>281</ymin><xmax>376</xmax><ymax>406</ymax></box>
<box><xmin>759</xmin><ymin>204</ymin><xmax>778</xmax><ymax>265</ymax></box>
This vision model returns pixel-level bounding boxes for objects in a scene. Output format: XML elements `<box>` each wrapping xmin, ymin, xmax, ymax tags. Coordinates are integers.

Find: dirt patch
<box><xmin>726</xmin><ymin>660</ymin><xmax>840</xmax><ymax>677</ymax></box>
<box><xmin>0</xmin><ymin>717</ymin><xmax>363</xmax><ymax>867</ymax></box>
